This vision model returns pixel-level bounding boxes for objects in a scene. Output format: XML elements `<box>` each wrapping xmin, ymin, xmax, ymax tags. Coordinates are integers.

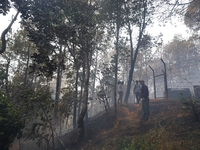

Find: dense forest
<box><xmin>0</xmin><ymin>0</ymin><xmax>200</xmax><ymax>150</ymax></box>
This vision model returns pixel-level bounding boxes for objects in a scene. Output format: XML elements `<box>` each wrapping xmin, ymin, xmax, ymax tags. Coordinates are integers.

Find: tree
<box><xmin>74</xmin><ymin>0</ymin><xmax>100</xmax><ymax>141</ymax></box>
<box><xmin>100</xmin><ymin>0</ymin><xmax>126</xmax><ymax>115</ymax></box>
<box><xmin>17</xmin><ymin>89</ymin><xmax>55</xmax><ymax>149</ymax></box>
<box><xmin>124</xmin><ymin>0</ymin><xmax>150</xmax><ymax>103</ymax></box>
<box><xmin>0</xmin><ymin>10</ymin><xmax>19</xmax><ymax>54</ymax></box>
<box><xmin>135</xmin><ymin>34</ymin><xmax>154</xmax><ymax>84</ymax></box>
<box><xmin>0</xmin><ymin>0</ymin><xmax>27</xmax><ymax>15</ymax></box>
<box><xmin>11</xmin><ymin>28</ymin><xmax>37</xmax><ymax>87</ymax></box>
<box><xmin>162</xmin><ymin>35</ymin><xmax>199</xmax><ymax>88</ymax></box>
<box><xmin>184</xmin><ymin>0</ymin><xmax>200</xmax><ymax>34</ymax></box>
<box><xmin>21</xmin><ymin>1</ymin><xmax>75</xmax><ymax>122</ymax></box>
<box><xmin>0</xmin><ymin>27</ymin><xmax>40</xmax><ymax>103</ymax></box>
<box><xmin>18</xmin><ymin>0</ymin><xmax>102</xmax><ymax>142</ymax></box>
<box><xmin>0</xmin><ymin>90</ymin><xmax>25</xmax><ymax>150</ymax></box>
<box><xmin>0</xmin><ymin>30</ymin><xmax>16</xmax><ymax>94</ymax></box>
<box><xmin>0</xmin><ymin>0</ymin><xmax>31</xmax><ymax>54</ymax></box>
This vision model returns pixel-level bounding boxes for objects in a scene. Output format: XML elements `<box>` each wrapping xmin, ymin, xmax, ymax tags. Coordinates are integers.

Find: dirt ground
<box><xmin>56</xmin><ymin>99</ymin><xmax>200</xmax><ymax>150</ymax></box>
<box><xmin>10</xmin><ymin>99</ymin><xmax>200</xmax><ymax>150</ymax></box>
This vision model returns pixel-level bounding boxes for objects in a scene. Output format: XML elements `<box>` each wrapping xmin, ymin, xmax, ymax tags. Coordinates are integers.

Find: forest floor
<box><xmin>57</xmin><ymin>99</ymin><xmax>200</xmax><ymax>150</ymax></box>
<box><xmin>11</xmin><ymin>99</ymin><xmax>200</xmax><ymax>150</ymax></box>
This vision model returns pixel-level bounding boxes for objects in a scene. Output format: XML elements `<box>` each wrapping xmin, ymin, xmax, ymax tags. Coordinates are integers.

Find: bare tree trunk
<box><xmin>34</xmin><ymin>75</ymin><xmax>38</xmax><ymax>91</ymax></box>
<box><xmin>77</xmin><ymin>48</ymin><xmax>90</xmax><ymax>142</ymax></box>
<box><xmin>24</xmin><ymin>46</ymin><xmax>30</xmax><ymax>87</ymax></box>
<box><xmin>114</xmin><ymin>0</ymin><xmax>120</xmax><ymax>116</ymax></box>
<box><xmin>124</xmin><ymin>0</ymin><xmax>147</xmax><ymax>103</ymax></box>
<box><xmin>85</xmin><ymin>105</ymin><xmax>88</xmax><ymax>123</ymax></box>
<box><xmin>54</xmin><ymin>46</ymin><xmax>63</xmax><ymax>118</ymax></box>
<box><xmin>0</xmin><ymin>11</ymin><xmax>19</xmax><ymax>54</ymax></box>
<box><xmin>78</xmin><ymin>62</ymin><xmax>85</xmax><ymax>117</ymax></box>
<box><xmin>90</xmin><ymin>51</ymin><xmax>98</xmax><ymax>117</ymax></box>
<box><xmin>73</xmin><ymin>68</ymin><xmax>79</xmax><ymax>129</ymax></box>
<box><xmin>30</xmin><ymin>72</ymin><xmax>35</xmax><ymax>88</ymax></box>
<box><xmin>5</xmin><ymin>59</ymin><xmax>10</xmax><ymax>95</ymax></box>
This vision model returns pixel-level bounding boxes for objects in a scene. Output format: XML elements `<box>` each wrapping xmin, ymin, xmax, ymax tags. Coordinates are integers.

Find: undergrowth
<box><xmin>178</xmin><ymin>93</ymin><xmax>199</xmax><ymax>122</ymax></box>
<box><xmin>114</xmin><ymin>135</ymin><xmax>155</xmax><ymax>150</ymax></box>
<box><xmin>114</xmin><ymin>119</ymin><xmax>200</xmax><ymax>150</ymax></box>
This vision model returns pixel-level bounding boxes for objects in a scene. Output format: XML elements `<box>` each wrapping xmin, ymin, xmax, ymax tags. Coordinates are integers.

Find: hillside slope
<box><xmin>58</xmin><ymin>99</ymin><xmax>200</xmax><ymax>150</ymax></box>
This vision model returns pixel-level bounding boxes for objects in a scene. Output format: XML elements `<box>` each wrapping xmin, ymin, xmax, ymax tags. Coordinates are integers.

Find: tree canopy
<box><xmin>1</xmin><ymin>0</ymin><xmax>200</xmax><ymax>149</ymax></box>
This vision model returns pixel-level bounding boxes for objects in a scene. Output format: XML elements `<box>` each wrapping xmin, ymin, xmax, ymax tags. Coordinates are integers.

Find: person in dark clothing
<box><xmin>139</xmin><ymin>80</ymin><xmax>149</xmax><ymax>121</ymax></box>
<box><xmin>118</xmin><ymin>81</ymin><xmax>124</xmax><ymax>103</ymax></box>
<box><xmin>134</xmin><ymin>80</ymin><xmax>141</xmax><ymax>104</ymax></box>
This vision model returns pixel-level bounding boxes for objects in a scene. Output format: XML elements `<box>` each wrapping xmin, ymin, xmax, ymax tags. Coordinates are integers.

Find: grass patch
<box><xmin>114</xmin><ymin>118</ymin><xmax>200</xmax><ymax>150</ymax></box>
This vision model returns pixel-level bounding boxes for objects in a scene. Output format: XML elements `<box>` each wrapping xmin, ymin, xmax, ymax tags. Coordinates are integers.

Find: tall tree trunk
<box><xmin>114</xmin><ymin>0</ymin><xmax>120</xmax><ymax>116</ymax></box>
<box><xmin>124</xmin><ymin>0</ymin><xmax>147</xmax><ymax>103</ymax></box>
<box><xmin>34</xmin><ymin>75</ymin><xmax>37</xmax><ymax>91</ymax></box>
<box><xmin>72</xmin><ymin>35</ymin><xmax>80</xmax><ymax>129</ymax></box>
<box><xmin>73</xmin><ymin>68</ymin><xmax>79</xmax><ymax>129</ymax></box>
<box><xmin>30</xmin><ymin>72</ymin><xmax>34</xmax><ymax>88</ymax></box>
<box><xmin>54</xmin><ymin>46</ymin><xmax>63</xmax><ymax>118</ymax></box>
<box><xmin>78</xmin><ymin>63</ymin><xmax>85</xmax><ymax>117</ymax></box>
<box><xmin>24</xmin><ymin>46</ymin><xmax>30</xmax><ymax>87</ymax></box>
<box><xmin>145</xmin><ymin>54</ymin><xmax>148</xmax><ymax>86</ymax></box>
<box><xmin>85</xmin><ymin>105</ymin><xmax>88</xmax><ymax>123</ymax></box>
<box><xmin>5</xmin><ymin>59</ymin><xmax>10</xmax><ymax>95</ymax></box>
<box><xmin>77</xmin><ymin>49</ymin><xmax>90</xmax><ymax>142</ymax></box>
<box><xmin>90</xmin><ymin>51</ymin><xmax>98</xmax><ymax>117</ymax></box>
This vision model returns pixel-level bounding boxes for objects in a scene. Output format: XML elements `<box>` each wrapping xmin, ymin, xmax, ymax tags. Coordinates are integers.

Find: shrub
<box><xmin>115</xmin><ymin>136</ymin><xmax>155</xmax><ymax>150</ymax></box>
<box><xmin>179</xmin><ymin>93</ymin><xmax>199</xmax><ymax>122</ymax></box>
<box><xmin>18</xmin><ymin>89</ymin><xmax>55</xmax><ymax>149</ymax></box>
<box><xmin>0</xmin><ymin>90</ymin><xmax>25</xmax><ymax>150</ymax></box>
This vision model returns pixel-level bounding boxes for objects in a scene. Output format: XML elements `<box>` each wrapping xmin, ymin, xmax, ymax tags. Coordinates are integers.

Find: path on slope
<box><xmin>58</xmin><ymin>99</ymin><xmax>191</xmax><ymax>150</ymax></box>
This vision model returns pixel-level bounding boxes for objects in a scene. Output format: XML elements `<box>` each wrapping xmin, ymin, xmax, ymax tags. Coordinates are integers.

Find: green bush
<box><xmin>179</xmin><ymin>93</ymin><xmax>199</xmax><ymax>122</ymax></box>
<box><xmin>18</xmin><ymin>89</ymin><xmax>55</xmax><ymax>149</ymax></box>
<box><xmin>115</xmin><ymin>136</ymin><xmax>155</xmax><ymax>150</ymax></box>
<box><xmin>0</xmin><ymin>90</ymin><xmax>25</xmax><ymax>150</ymax></box>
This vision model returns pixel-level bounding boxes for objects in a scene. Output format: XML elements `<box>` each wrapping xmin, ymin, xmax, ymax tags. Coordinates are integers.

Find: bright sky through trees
<box><xmin>148</xmin><ymin>18</ymin><xmax>190</xmax><ymax>43</ymax></box>
<box><xmin>0</xmin><ymin>8</ymin><xmax>190</xmax><ymax>45</ymax></box>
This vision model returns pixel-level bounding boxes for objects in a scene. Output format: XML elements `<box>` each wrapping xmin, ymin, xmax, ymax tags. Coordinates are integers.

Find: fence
<box><xmin>147</xmin><ymin>58</ymin><xmax>200</xmax><ymax>100</ymax></box>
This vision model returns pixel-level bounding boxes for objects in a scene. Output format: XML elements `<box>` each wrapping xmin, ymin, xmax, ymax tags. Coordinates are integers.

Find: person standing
<box><xmin>118</xmin><ymin>81</ymin><xmax>124</xmax><ymax>103</ymax></box>
<box><xmin>139</xmin><ymin>80</ymin><xmax>149</xmax><ymax>121</ymax></box>
<box><xmin>134</xmin><ymin>80</ymin><xmax>141</xmax><ymax>104</ymax></box>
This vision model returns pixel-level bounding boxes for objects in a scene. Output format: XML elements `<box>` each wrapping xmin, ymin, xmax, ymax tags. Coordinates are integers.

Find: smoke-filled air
<box><xmin>0</xmin><ymin>0</ymin><xmax>200</xmax><ymax>150</ymax></box>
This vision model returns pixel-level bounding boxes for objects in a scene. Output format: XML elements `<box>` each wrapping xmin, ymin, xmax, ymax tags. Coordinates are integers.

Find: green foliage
<box><xmin>17</xmin><ymin>88</ymin><xmax>54</xmax><ymax>120</ymax></box>
<box><xmin>0</xmin><ymin>0</ymin><xmax>30</xmax><ymax>15</ymax></box>
<box><xmin>0</xmin><ymin>90</ymin><xmax>25</xmax><ymax>150</ymax></box>
<box><xmin>179</xmin><ymin>93</ymin><xmax>198</xmax><ymax>109</ymax></box>
<box><xmin>0</xmin><ymin>68</ymin><xmax>7</xmax><ymax>90</ymax></box>
<box><xmin>17</xmin><ymin>88</ymin><xmax>55</xmax><ymax>149</ymax></box>
<box><xmin>57</xmin><ymin>87</ymin><xmax>74</xmax><ymax>118</ymax></box>
<box><xmin>114</xmin><ymin>136</ymin><xmax>155</xmax><ymax>150</ymax></box>
<box><xmin>179</xmin><ymin>93</ymin><xmax>199</xmax><ymax>121</ymax></box>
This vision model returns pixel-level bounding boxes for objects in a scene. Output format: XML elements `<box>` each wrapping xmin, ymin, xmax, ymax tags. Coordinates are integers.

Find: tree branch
<box><xmin>166</xmin><ymin>0</ymin><xmax>195</xmax><ymax>6</ymax></box>
<box><xmin>0</xmin><ymin>10</ymin><xmax>19</xmax><ymax>54</ymax></box>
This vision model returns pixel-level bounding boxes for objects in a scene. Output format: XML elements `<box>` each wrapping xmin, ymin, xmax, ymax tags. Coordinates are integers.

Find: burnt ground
<box><xmin>56</xmin><ymin>99</ymin><xmax>200</xmax><ymax>150</ymax></box>
<box><xmin>11</xmin><ymin>99</ymin><xmax>200</xmax><ymax>150</ymax></box>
